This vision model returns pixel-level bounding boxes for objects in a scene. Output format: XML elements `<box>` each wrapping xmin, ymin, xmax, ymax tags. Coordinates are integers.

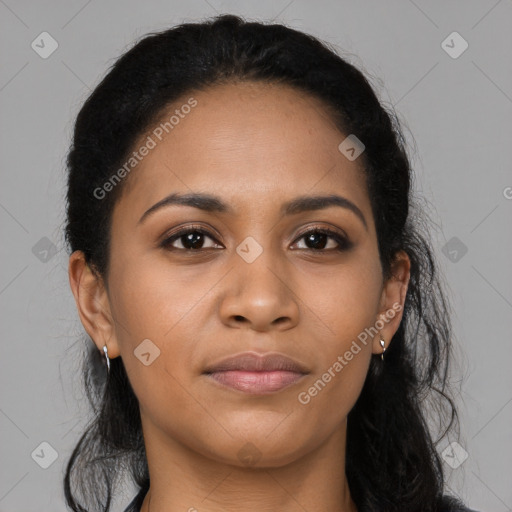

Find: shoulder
<box><xmin>439</xmin><ymin>494</ymin><xmax>481</xmax><ymax>512</ymax></box>
<box><xmin>124</xmin><ymin>489</ymin><xmax>146</xmax><ymax>512</ymax></box>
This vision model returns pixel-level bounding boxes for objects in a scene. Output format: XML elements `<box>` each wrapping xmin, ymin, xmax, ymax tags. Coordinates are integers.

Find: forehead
<box><xmin>113</xmin><ymin>81</ymin><xmax>371</xmax><ymax>226</ymax></box>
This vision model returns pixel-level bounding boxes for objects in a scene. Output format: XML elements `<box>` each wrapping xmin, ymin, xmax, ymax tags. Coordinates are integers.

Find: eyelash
<box><xmin>160</xmin><ymin>224</ymin><xmax>352</xmax><ymax>254</ymax></box>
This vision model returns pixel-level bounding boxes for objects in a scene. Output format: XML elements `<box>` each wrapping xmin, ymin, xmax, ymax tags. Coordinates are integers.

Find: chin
<box><xmin>202</xmin><ymin>429</ymin><xmax>312</xmax><ymax>469</ymax></box>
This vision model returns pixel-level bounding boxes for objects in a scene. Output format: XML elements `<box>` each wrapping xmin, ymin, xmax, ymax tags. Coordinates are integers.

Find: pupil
<box><xmin>306</xmin><ymin>232</ymin><xmax>327</xmax><ymax>249</ymax></box>
<box><xmin>183</xmin><ymin>232</ymin><xmax>203</xmax><ymax>249</ymax></box>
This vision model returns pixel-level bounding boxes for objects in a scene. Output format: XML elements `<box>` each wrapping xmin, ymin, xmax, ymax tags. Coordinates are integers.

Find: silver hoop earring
<box><xmin>380</xmin><ymin>336</ymin><xmax>386</xmax><ymax>361</ymax></box>
<box><xmin>102</xmin><ymin>344</ymin><xmax>110</xmax><ymax>373</ymax></box>
<box><xmin>379</xmin><ymin>336</ymin><xmax>386</xmax><ymax>361</ymax></box>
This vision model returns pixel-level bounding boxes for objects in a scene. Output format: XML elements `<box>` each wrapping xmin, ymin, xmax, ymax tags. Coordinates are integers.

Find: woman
<box><xmin>63</xmin><ymin>14</ymin><xmax>478</xmax><ymax>512</ymax></box>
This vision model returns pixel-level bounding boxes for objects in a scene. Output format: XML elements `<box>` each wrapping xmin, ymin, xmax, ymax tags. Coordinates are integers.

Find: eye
<box><xmin>291</xmin><ymin>226</ymin><xmax>352</xmax><ymax>252</ymax></box>
<box><xmin>160</xmin><ymin>224</ymin><xmax>352</xmax><ymax>253</ymax></box>
<box><xmin>160</xmin><ymin>225</ymin><xmax>223</xmax><ymax>251</ymax></box>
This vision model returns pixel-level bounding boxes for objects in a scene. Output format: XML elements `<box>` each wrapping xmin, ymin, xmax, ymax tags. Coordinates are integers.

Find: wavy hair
<box><xmin>64</xmin><ymin>14</ymin><xmax>464</xmax><ymax>512</ymax></box>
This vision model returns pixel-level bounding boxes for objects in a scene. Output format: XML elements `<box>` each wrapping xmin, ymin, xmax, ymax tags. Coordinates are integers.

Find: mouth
<box><xmin>203</xmin><ymin>351</ymin><xmax>309</xmax><ymax>395</ymax></box>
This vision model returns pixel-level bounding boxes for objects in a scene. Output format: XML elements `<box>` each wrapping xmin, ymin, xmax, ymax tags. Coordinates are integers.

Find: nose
<box><xmin>219</xmin><ymin>250</ymin><xmax>300</xmax><ymax>332</ymax></box>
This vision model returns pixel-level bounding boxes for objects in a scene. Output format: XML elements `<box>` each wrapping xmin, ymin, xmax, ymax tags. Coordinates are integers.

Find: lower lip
<box><xmin>205</xmin><ymin>370</ymin><xmax>306</xmax><ymax>394</ymax></box>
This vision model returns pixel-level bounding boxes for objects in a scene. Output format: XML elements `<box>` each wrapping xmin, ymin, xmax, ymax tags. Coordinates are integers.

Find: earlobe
<box><xmin>372</xmin><ymin>250</ymin><xmax>411</xmax><ymax>355</ymax></box>
<box><xmin>68</xmin><ymin>251</ymin><xmax>121</xmax><ymax>359</ymax></box>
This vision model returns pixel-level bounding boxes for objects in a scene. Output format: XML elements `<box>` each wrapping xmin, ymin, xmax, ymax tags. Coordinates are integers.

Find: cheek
<box><xmin>106</xmin><ymin>256</ymin><xmax>208</xmax><ymax>397</ymax></box>
<box><xmin>296</xmin><ymin>346</ymin><xmax>371</xmax><ymax>431</ymax></box>
<box><xmin>109</xmin><ymin>253</ymin><xmax>207</xmax><ymax>344</ymax></box>
<box><xmin>292</xmin><ymin>258</ymin><xmax>381</xmax><ymax>413</ymax></box>
<box><xmin>291</xmin><ymin>300</ymin><xmax>376</xmax><ymax>446</ymax></box>
<box><xmin>107</xmin><ymin>263</ymin><xmax>208</xmax><ymax>445</ymax></box>
<box><xmin>298</xmin><ymin>255</ymin><xmax>382</xmax><ymax>343</ymax></box>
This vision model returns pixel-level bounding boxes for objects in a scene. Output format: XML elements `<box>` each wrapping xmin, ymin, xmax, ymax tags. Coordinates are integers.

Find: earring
<box><xmin>379</xmin><ymin>336</ymin><xmax>386</xmax><ymax>361</ymax></box>
<box><xmin>102</xmin><ymin>344</ymin><xmax>111</xmax><ymax>374</ymax></box>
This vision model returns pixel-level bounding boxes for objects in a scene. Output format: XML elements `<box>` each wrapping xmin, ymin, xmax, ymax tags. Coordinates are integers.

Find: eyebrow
<box><xmin>138</xmin><ymin>192</ymin><xmax>368</xmax><ymax>230</ymax></box>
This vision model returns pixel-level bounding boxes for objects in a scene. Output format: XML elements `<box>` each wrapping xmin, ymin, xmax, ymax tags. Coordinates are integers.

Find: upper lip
<box><xmin>203</xmin><ymin>351</ymin><xmax>309</xmax><ymax>374</ymax></box>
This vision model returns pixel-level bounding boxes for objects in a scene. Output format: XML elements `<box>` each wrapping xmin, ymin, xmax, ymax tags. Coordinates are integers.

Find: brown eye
<box><xmin>161</xmin><ymin>227</ymin><xmax>222</xmax><ymax>251</ymax></box>
<box><xmin>292</xmin><ymin>228</ymin><xmax>352</xmax><ymax>252</ymax></box>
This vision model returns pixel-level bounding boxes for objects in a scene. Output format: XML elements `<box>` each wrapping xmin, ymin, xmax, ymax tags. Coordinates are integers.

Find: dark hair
<box><xmin>64</xmin><ymin>14</ymin><xmax>466</xmax><ymax>512</ymax></box>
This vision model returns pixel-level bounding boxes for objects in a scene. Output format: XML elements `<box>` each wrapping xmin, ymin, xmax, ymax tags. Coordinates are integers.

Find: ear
<box><xmin>372</xmin><ymin>250</ymin><xmax>411</xmax><ymax>356</ymax></box>
<box><xmin>68</xmin><ymin>250</ymin><xmax>120</xmax><ymax>359</ymax></box>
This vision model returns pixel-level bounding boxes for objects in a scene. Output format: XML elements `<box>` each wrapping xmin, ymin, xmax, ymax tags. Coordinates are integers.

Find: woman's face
<box><xmin>75</xmin><ymin>81</ymin><xmax>409</xmax><ymax>467</ymax></box>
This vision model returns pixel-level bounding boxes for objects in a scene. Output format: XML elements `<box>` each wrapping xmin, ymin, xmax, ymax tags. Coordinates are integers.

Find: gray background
<box><xmin>1</xmin><ymin>0</ymin><xmax>511</xmax><ymax>511</ymax></box>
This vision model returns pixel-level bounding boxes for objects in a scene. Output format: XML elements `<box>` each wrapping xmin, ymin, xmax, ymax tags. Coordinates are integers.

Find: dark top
<box><xmin>124</xmin><ymin>489</ymin><xmax>480</xmax><ymax>511</ymax></box>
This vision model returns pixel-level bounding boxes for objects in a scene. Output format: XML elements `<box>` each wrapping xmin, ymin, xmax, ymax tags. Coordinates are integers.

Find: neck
<box><xmin>139</xmin><ymin>419</ymin><xmax>357</xmax><ymax>512</ymax></box>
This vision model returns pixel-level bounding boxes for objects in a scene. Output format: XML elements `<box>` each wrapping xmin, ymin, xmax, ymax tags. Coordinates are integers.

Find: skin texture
<box><xmin>68</xmin><ymin>81</ymin><xmax>410</xmax><ymax>512</ymax></box>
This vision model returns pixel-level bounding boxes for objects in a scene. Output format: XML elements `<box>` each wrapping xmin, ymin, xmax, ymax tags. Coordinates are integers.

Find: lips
<box><xmin>203</xmin><ymin>352</ymin><xmax>309</xmax><ymax>394</ymax></box>
<box><xmin>203</xmin><ymin>351</ymin><xmax>309</xmax><ymax>374</ymax></box>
